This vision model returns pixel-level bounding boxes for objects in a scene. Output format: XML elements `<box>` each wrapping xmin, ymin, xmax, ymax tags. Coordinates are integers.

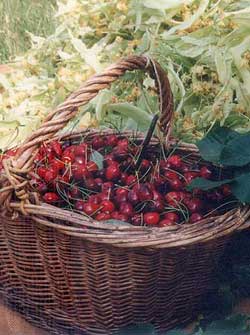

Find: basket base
<box><xmin>0</xmin><ymin>290</ymin><xmax>208</xmax><ymax>335</ymax></box>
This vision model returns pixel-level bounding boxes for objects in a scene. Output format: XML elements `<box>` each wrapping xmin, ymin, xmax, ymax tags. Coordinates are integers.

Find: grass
<box><xmin>0</xmin><ymin>0</ymin><xmax>57</xmax><ymax>63</ymax></box>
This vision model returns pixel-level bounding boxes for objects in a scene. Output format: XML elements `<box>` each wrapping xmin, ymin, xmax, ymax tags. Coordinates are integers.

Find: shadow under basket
<box><xmin>0</xmin><ymin>55</ymin><xmax>248</xmax><ymax>334</ymax></box>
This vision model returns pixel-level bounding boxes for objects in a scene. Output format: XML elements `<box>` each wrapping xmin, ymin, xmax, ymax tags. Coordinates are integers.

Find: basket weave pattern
<box><xmin>0</xmin><ymin>55</ymin><xmax>249</xmax><ymax>334</ymax></box>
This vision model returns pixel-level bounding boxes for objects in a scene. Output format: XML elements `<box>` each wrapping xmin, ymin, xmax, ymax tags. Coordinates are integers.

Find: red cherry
<box><xmin>119</xmin><ymin>202</ymin><xmax>134</xmax><ymax>217</ymax></box>
<box><xmin>5</xmin><ymin>149</ymin><xmax>17</xmax><ymax>158</ymax></box>
<box><xmin>164</xmin><ymin>212</ymin><xmax>180</xmax><ymax>223</ymax></box>
<box><xmin>104</xmin><ymin>154</ymin><xmax>115</xmax><ymax>166</ymax></box>
<box><xmin>69</xmin><ymin>186</ymin><xmax>80</xmax><ymax>198</ymax></box>
<box><xmin>113</xmin><ymin>146</ymin><xmax>128</xmax><ymax>161</ymax></box>
<box><xmin>75</xmin><ymin>143</ymin><xmax>88</xmax><ymax>156</ymax></box>
<box><xmin>111</xmin><ymin>211</ymin><xmax>120</xmax><ymax>219</ymax></box>
<box><xmin>160</xmin><ymin>160</ymin><xmax>171</xmax><ymax>172</ymax></box>
<box><xmin>92</xmin><ymin>137</ymin><xmax>105</xmax><ymax>149</ymax></box>
<box><xmin>75</xmin><ymin>156</ymin><xmax>85</xmax><ymax>165</ymax></box>
<box><xmin>138</xmin><ymin>184</ymin><xmax>152</xmax><ymax>201</ymax></box>
<box><xmin>152</xmin><ymin>190</ymin><xmax>164</xmax><ymax>202</ymax></box>
<box><xmin>86</xmin><ymin>161</ymin><xmax>98</xmax><ymax>173</ymax></box>
<box><xmin>165</xmin><ymin>191</ymin><xmax>185</xmax><ymax>206</ymax></box>
<box><xmin>159</xmin><ymin>219</ymin><xmax>174</xmax><ymax>227</ymax></box>
<box><xmin>184</xmin><ymin>172</ymin><xmax>199</xmax><ymax>185</ymax></box>
<box><xmin>37</xmin><ymin>182</ymin><xmax>48</xmax><ymax>194</ymax></box>
<box><xmin>88</xmin><ymin>194</ymin><xmax>100</xmax><ymax>204</ymax></box>
<box><xmin>84</xmin><ymin>178</ymin><xmax>97</xmax><ymax>191</ymax></box>
<box><xmin>94</xmin><ymin>178</ymin><xmax>103</xmax><ymax>189</ymax></box>
<box><xmin>221</xmin><ymin>184</ymin><xmax>232</xmax><ymax>196</ymax></box>
<box><xmin>62</xmin><ymin>152</ymin><xmax>75</xmax><ymax>164</ymax></box>
<box><xmin>180</xmin><ymin>164</ymin><xmax>189</xmax><ymax>173</ymax></box>
<box><xmin>99</xmin><ymin>192</ymin><xmax>110</xmax><ymax>202</ymax></box>
<box><xmin>165</xmin><ymin>170</ymin><xmax>179</xmax><ymax>180</ymax></box>
<box><xmin>95</xmin><ymin>212</ymin><xmax>111</xmax><ymax>221</ymax></box>
<box><xmin>60</xmin><ymin>173</ymin><xmax>70</xmax><ymax>184</ymax></box>
<box><xmin>131</xmin><ymin>214</ymin><xmax>142</xmax><ymax>226</ymax></box>
<box><xmin>149</xmin><ymin>200</ymin><xmax>164</xmax><ymax>212</ymax></box>
<box><xmin>119</xmin><ymin>172</ymin><xmax>128</xmax><ymax>184</ymax></box>
<box><xmin>102</xmin><ymin>181</ymin><xmax>114</xmax><ymax>192</ymax></box>
<box><xmin>51</xmin><ymin>141</ymin><xmax>62</xmax><ymax>157</ymax></box>
<box><xmin>190</xmin><ymin>213</ymin><xmax>203</xmax><ymax>223</ymax></box>
<box><xmin>72</xmin><ymin>163</ymin><xmax>89</xmax><ymax>180</ymax></box>
<box><xmin>51</xmin><ymin>159</ymin><xmax>64</xmax><ymax>171</ymax></box>
<box><xmin>115</xmin><ymin>188</ymin><xmax>129</xmax><ymax>197</ymax></box>
<box><xmin>128</xmin><ymin>189</ymin><xmax>139</xmax><ymax>205</ymax></box>
<box><xmin>83</xmin><ymin>202</ymin><xmax>100</xmax><ymax>216</ymax></box>
<box><xmin>144</xmin><ymin>212</ymin><xmax>160</xmax><ymax>226</ymax></box>
<box><xmin>200</xmin><ymin>166</ymin><xmax>212</xmax><ymax>179</ymax></box>
<box><xmin>75</xmin><ymin>200</ymin><xmax>85</xmax><ymax>211</ymax></box>
<box><xmin>63</xmin><ymin>145</ymin><xmax>76</xmax><ymax>156</ymax></box>
<box><xmin>117</xmin><ymin>138</ymin><xmax>129</xmax><ymax>148</ymax></box>
<box><xmin>167</xmin><ymin>155</ymin><xmax>182</xmax><ymax>169</ymax></box>
<box><xmin>105</xmin><ymin>164</ymin><xmax>121</xmax><ymax>181</ymax></box>
<box><xmin>44</xmin><ymin>168</ymin><xmax>57</xmax><ymax>183</ymax></box>
<box><xmin>34</xmin><ymin>153</ymin><xmax>43</xmax><ymax>164</ymax></box>
<box><xmin>106</xmin><ymin>134</ymin><xmax>118</xmax><ymax>147</ymax></box>
<box><xmin>139</xmin><ymin>159</ymin><xmax>151</xmax><ymax>171</ymax></box>
<box><xmin>100</xmin><ymin>200</ymin><xmax>115</xmax><ymax>213</ymax></box>
<box><xmin>186</xmin><ymin>198</ymin><xmax>203</xmax><ymax>213</ymax></box>
<box><xmin>126</xmin><ymin>175</ymin><xmax>137</xmax><ymax>186</ymax></box>
<box><xmin>169</xmin><ymin>178</ymin><xmax>183</xmax><ymax>191</ymax></box>
<box><xmin>43</xmin><ymin>192</ymin><xmax>59</xmax><ymax>203</ymax></box>
<box><xmin>37</xmin><ymin>166</ymin><xmax>47</xmax><ymax>179</ymax></box>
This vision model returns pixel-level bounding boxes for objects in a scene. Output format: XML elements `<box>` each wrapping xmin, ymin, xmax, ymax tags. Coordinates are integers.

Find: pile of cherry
<box><xmin>20</xmin><ymin>134</ymin><xmax>232</xmax><ymax>226</ymax></box>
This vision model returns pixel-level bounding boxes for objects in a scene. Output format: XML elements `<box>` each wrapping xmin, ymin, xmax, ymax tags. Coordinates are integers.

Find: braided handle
<box><xmin>14</xmin><ymin>55</ymin><xmax>173</xmax><ymax>170</ymax></box>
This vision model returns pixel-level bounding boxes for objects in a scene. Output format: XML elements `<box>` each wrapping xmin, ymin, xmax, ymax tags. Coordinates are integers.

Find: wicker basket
<box><xmin>0</xmin><ymin>55</ymin><xmax>249</xmax><ymax>334</ymax></box>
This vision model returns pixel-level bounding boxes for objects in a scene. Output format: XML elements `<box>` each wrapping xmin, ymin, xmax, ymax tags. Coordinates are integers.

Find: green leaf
<box><xmin>187</xmin><ymin>177</ymin><xmax>233</xmax><ymax>191</ymax></box>
<box><xmin>231</xmin><ymin>173</ymin><xmax>250</xmax><ymax>203</ymax></box>
<box><xmin>143</xmin><ymin>0</ymin><xmax>188</xmax><ymax>10</ymax></box>
<box><xmin>197</xmin><ymin>124</ymin><xmax>240</xmax><ymax>163</ymax></box>
<box><xmin>89</xmin><ymin>150</ymin><xmax>104</xmax><ymax>170</ymax></box>
<box><xmin>119</xmin><ymin>324</ymin><xmax>156</xmax><ymax>335</ymax></box>
<box><xmin>108</xmin><ymin>103</ymin><xmax>153</xmax><ymax>129</ymax></box>
<box><xmin>202</xmin><ymin>315</ymin><xmax>250</xmax><ymax>334</ymax></box>
<box><xmin>165</xmin><ymin>330</ymin><xmax>187</xmax><ymax>335</ymax></box>
<box><xmin>220</xmin><ymin>134</ymin><xmax>250</xmax><ymax>166</ymax></box>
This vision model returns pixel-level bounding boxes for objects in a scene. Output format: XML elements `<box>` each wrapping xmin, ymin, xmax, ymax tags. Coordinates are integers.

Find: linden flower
<box><xmin>183</xmin><ymin>117</ymin><xmax>194</xmax><ymax>130</ymax></box>
<box><xmin>235</xmin><ymin>105</ymin><xmax>245</xmax><ymax>114</ymax></box>
<box><xmin>117</xmin><ymin>2</ymin><xmax>128</xmax><ymax>11</ymax></box>
<box><xmin>115</xmin><ymin>36</ymin><xmax>123</xmax><ymax>43</ymax></box>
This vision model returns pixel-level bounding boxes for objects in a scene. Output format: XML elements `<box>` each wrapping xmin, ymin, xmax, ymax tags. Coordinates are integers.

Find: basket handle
<box><xmin>14</xmin><ymin>55</ymin><xmax>173</xmax><ymax>170</ymax></box>
<box><xmin>0</xmin><ymin>55</ymin><xmax>173</xmax><ymax>211</ymax></box>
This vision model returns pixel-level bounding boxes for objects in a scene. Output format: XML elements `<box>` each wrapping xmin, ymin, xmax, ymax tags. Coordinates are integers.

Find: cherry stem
<box><xmin>135</xmin><ymin>114</ymin><xmax>159</xmax><ymax>170</ymax></box>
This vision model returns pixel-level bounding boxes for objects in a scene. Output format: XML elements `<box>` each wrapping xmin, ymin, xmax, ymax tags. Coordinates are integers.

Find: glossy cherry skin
<box><xmin>43</xmin><ymin>192</ymin><xmax>59</xmax><ymax>203</ymax></box>
<box><xmin>83</xmin><ymin>202</ymin><xmax>100</xmax><ymax>216</ymax></box>
<box><xmin>119</xmin><ymin>202</ymin><xmax>134</xmax><ymax>217</ymax></box>
<box><xmin>95</xmin><ymin>212</ymin><xmax>111</xmax><ymax>221</ymax></box>
<box><xmin>164</xmin><ymin>212</ymin><xmax>179</xmax><ymax>223</ymax></box>
<box><xmin>167</xmin><ymin>155</ymin><xmax>182</xmax><ymax>169</ymax></box>
<box><xmin>159</xmin><ymin>219</ymin><xmax>174</xmax><ymax>227</ymax></box>
<box><xmin>190</xmin><ymin>213</ymin><xmax>203</xmax><ymax>223</ymax></box>
<box><xmin>75</xmin><ymin>143</ymin><xmax>88</xmax><ymax>157</ymax></box>
<box><xmin>144</xmin><ymin>212</ymin><xmax>160</xmax><ymax>226</ymax></box>
<box><xmin>169</xmin><ymin>178</ymin><xmax>183</xmax><ymax>191</ymax></box>
<box><xmin>100</xmin><ymin>200</ymin><xmax>115</xmax><ymax>213</ymax></box>
<box><xmin>186</xmin><ymin>198</ymin><xmax>203</xmax><ymax>213</ymax></box>
<box><xmin>105</xmin><ymin>164</ymin><xmax>121</xmax><ymax>181</ymax></box>
<box><xmin>200</xmin><ymin>166</ymin><xmax>212</xmax><ymax>179</ymax></box>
